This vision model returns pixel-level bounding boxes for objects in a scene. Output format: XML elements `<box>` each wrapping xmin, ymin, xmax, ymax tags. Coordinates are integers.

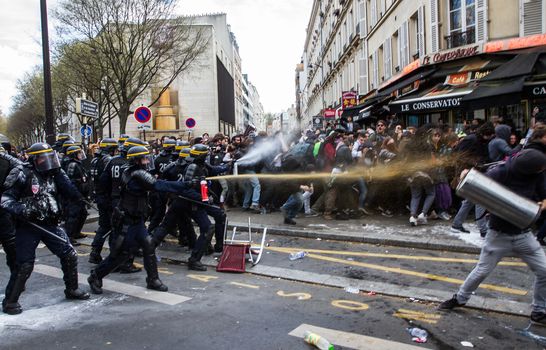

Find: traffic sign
<box><xmin>185</xmin><ymin>117</ymin><xmax>196</xmax><ymax>129</ymax></box>
<box><xmin>76</xmin><ymin>98</ymin><xmax>99</xmax><ymax>118</ymax></box>
<box><xmin>134</xmin><ymin>106</ymin><xmax>152</xmax><ymax>124</ymax></box>
<box><xmin>137</xmin><ymin>124</ymin><xmax>152</xmax><ymax>130</ymax></box>
<box><xmin>80</xmin><ymin>125</ymin><xmax>92</xmax><ymax>137</ymax></box>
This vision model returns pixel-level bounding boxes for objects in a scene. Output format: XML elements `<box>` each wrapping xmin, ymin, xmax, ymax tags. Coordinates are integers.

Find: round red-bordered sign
<box><xmin>185</xmin><ymin>117</ymin><xmax>196</xmax><ymax>129</ymax></box>
<box><xmin>134</xmin><ymin>106</ymin><xmax>152</xmax><ymax>124</ymax></box>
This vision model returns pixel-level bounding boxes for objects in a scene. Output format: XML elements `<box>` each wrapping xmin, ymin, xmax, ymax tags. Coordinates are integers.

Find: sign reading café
<box><xmin>422</xmin><ymin>45</ymin><xmax>481</xmax><ymax>65</ymax></box>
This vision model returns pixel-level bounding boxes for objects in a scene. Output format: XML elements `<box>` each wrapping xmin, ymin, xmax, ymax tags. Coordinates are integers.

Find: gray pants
<box><xmin>453</xmin><ymin>199</ymin><xmax>488</xmax><ymax>233</ymax></box>
<box><xmin>456</xmin><ymin>230</ymin><xmax>546</xmax><ymax>313</ymax></box>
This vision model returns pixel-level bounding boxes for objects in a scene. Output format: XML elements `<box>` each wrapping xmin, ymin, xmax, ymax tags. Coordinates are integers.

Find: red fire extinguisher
<box><xmin>200</xmin><ymin>179</ymin><xmax>209</xmax><ymax>202</ymax></box>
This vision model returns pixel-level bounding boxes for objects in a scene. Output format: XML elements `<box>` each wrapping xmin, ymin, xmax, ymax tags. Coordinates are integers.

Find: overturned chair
<box><xmin>216</xmin><ymin>218</ymin><xmax>267</xmax><ymax>273</ymax></box>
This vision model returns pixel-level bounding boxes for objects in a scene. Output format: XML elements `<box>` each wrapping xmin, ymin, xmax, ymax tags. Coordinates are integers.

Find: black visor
<box><xmin>34</xmin><ymin>151</ymin><xmax>61</xmax><ymax>173</ymax></box>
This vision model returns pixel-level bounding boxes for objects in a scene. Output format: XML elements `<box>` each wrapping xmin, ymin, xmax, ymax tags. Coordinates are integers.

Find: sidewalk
<box><xmin>85</xmin><ymin>208</ymin><xmax>485</xmax><ymax>254</ymax></box>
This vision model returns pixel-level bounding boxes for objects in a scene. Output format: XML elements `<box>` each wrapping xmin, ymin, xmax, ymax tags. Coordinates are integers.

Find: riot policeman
<box><xmin>1</xmin><ymin>143</ymin><xmax>89</xmax><ymax>315</ymax></box>
<box><xmin>152</xmin><ymin>146</ymin><xmax>196</xmax><ymax>248</ymax></box>
<box><xmin>60</xmin><ymin>140</ymin><xmax>76</xmax><ymax>170</ymax></box>
<box><xmin>183</xmin><ymin>144</ymin><xmax>228</xmax><ymax>271</ymax></box>
<box><xmin>88</xmin><ymin>146</ymin><xmax>199</xmax><ymax>294</ymax></box>
<box><xmin>0</xmin><ymin>146</ymin><xmax>23</xmax><ymax>286</ymax></box>
<box><xmin>53</xmin><ymin>133</ymin><xmax>73</xmax><ymax>153</ymax></box>
<box><xmin>172</xmin><ymin>140</ymin><xmax>190</xmax><ymax>160</ymax></box>
<box><xmin>89</xmin><ymin>138</ymin><xmax>118</xmax><ymax>263</ymax></box>
<box><xmin>99</xmin><ymin>136</ymin><xmax>145</xmax><ymax>273</ymax></box>
<box><xmin>147</xmin><ymin>139</ymin><xmax>176</xmax><ymax>234</ymax></box>
<box><xmin>117</xmin><ymin>134</ymin><xmax>130</xmax><ymax>151</ymax></box>
<box><xmin>65</xmin><ymin>145</ymin><xmax>90</xmax><ymax>245</ymax></box>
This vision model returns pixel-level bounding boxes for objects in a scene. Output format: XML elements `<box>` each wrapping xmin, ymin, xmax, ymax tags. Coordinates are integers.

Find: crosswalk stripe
<box><xmin>289</xmin><ymin>324</ymin><xmax>431</xmax><ymax>350</ymax></box>
<box><xmin>34</xmin><ymin>264</ymin><xmax>191</xmax><ymax>306</ymax></box>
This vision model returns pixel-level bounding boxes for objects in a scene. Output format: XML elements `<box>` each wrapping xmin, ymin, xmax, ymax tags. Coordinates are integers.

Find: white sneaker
<box><xmin>417</xmin><ymin>213</ymin><xmax>428</xmax><ymax>225</ymax></box>
<box><xmin>438</xmin><ymin>211</ymin><xmax>451</xmax><ymax>221</ymax></box>
<box><xmin>409</xmin><ymin>216</ymin><xmax>418</xmax><ymax>226</ymax></box>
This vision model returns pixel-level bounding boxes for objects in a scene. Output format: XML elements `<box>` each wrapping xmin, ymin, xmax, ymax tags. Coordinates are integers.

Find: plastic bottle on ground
<box><xmin>304</xmin><ymin>331</ymin><xmax>335</xmax><ymax>350</ymax></box>
<box><xmin>289</xmin><ymin>251</ymin><xmax>308</xmax><ymax>260</ymax></box>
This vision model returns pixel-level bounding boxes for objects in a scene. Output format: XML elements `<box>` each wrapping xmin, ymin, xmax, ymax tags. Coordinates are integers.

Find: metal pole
<box><xmin>41</xmin><ymin>0</ymin><xmax>55</xmax><ymax>145</ymax></box>
<box><xmin>320</xmin><ymin>0</ymin><xmax>325</xmax><ymax>112</ymax></box>
<box><xmin>108</xmin><ymin>103</ymin><xmax>112</xmax><ymax>138</ymax></box>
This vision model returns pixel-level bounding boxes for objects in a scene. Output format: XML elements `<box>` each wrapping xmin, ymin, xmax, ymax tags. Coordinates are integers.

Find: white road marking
<box><xmin>289</xmin><ymin>324</ymin><xmax>431</xmax><ymax>350</ymax></box>
<box><xmin>34</xmin><ymin>264</ymin><xmax>191</xmax><ymax>306</ymax></box>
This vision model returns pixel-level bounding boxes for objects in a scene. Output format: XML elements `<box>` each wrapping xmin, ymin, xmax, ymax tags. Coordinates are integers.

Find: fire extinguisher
<box><xmin>200</xmin><ymin>179</ymin><xmax>209</xmax><ymax>202</ymax></box>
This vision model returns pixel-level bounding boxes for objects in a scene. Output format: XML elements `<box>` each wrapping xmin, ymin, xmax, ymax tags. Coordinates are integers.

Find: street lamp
<box><xmin>40</xmin><ymin>0</ymin><xmax>55</xmax><ymax>145</ymax></box>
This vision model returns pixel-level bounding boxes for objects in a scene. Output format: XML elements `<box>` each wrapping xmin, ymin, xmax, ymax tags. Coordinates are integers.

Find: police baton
<box><xmin>27</xmin><ymin>221</ymin><xmax>68</xmax><ymax>244</ymax></box>
<box><xmin>81</xmin><ymin>199</ymin><xmax>99</xmax><ymax>211</ymax></box>
<box><xmin>175</xmin><ymin>195</ymin><xmax>222</xmax><ymax>210</ymax></box>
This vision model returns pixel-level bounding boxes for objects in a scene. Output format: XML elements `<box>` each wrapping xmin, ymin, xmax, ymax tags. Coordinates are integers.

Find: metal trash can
<box><xmin>456</xmin><ymin>168</ymin><xmax>541</xmax><ymax>229</ymax></box>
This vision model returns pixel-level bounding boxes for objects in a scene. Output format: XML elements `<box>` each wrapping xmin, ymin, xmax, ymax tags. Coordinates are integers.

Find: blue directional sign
<box><xmin>80</xmin><ymin>125</ymin><xmax>92</xmax><ymax>137</ymax></box>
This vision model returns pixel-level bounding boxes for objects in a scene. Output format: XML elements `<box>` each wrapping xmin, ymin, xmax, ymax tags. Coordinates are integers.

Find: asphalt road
<box><xmin>0</xmin><ymin>242</ymin><xmax>544</xmax><ymax>350</ymax></box>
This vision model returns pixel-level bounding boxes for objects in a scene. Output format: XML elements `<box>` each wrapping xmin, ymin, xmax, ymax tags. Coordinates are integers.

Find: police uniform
<box><xmin>0</xmin><ymin>148</ymin><xmax>23</xmax><ymax>283</ymax></box>
<box><xmin>88</xmin><ymin>146</ymin><xmax>196</xmax><ymax>294</ymax></box>
<box><xmin>64</xmin><ymin>146</ymin><xmax>89</xmax><ymax>244</ymax></box>
<box><xmin>1</xmin><ymin>143</ymin><xmax>89</xmax><ymax>315</ymax></box>
<box><xmin>148</xmin><ymin>139</ymin><xmax>176</xmax><ymax>234</ymax></box>
<box><xmin>183</xmin><ymin>144</ymin><xmax>228</xmax><ymax>271</ymax></box>
<box><xmin>151</xmin><ymin>147</ymin><xmax>196</xmax><ymax>248</ymax></box>
<box><xmin>89</xmin><ymin>138</ymin><xmax>117</xmax><ymax>263</ymax></box>
<box><xmin>98</xmin><ymin>137</ymin><xmax>146</xmax><ymax>274</ymax></box>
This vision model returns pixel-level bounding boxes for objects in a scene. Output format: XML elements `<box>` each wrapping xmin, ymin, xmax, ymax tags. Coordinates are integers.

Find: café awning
<box><xmin>389</xmin><ymin>84</ymin><xmax>475</xmax><ymax>114</ymax></box>
<box><xmin>460</xmin><ymin>76</ymin><xmax>525</xmax><ymax>110</ymax></box>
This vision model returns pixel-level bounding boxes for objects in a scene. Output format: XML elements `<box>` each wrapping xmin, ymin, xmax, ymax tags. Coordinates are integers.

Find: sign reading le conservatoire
<box><xmin>393</xmin><ymin>96</ymin><xmax>463</xmax><ymax>113</ymax></box>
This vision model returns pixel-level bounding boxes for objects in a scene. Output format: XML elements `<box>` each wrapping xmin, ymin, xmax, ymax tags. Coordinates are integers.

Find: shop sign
<box><xmin>323</xmin><ymin>108</ymin><xmax>336</xmax><ymax>118</ymax></box>
<box><xmin>342</xmin><ymin>91</ymin><xmax>358</xmax><ymax>109</ymax></box>
<box><xmin>525</xmin><ymin>84</ymin><xmax>546</xmax><ymax>96</ymax></box>
<box><xmin>485</xmin><ymin>33</ymin><xmax>546</xmax><ymax>53</ymax></box>
<box><xmin>422</xmin><ymin>45</ymin><xmax>480</xmax><ymax>65</ymax></box>
<box><xmin>445</xmin><ymin>72</ymin><xmax>471</xmax><ymax>86</ymax></box>
<box><xmin>398</xmin><ymin>80</ymin><xmax>421</xmax><ymax>96</ymax></box>
<box><xmin>470</xmin><ymin>70</ymin><xmax>491</xmax><ymax>81</ymax></box>
<box><xmin>397</xmin><ymin>97</ymin><xmax>463</xmax><ymax>113</ymax></box>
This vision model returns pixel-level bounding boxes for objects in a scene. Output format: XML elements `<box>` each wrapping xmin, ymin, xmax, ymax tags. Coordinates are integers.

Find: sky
<box><xmin>0</xmin><ymin>0</ymin><xmax>313</xmax><ymax>115</ymax></box>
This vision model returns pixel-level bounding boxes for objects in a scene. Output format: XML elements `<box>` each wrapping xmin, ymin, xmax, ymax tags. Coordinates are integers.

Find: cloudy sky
<box><xmin>0</xmin><ymin>0</ymin><xmax>313</xmax><ymax>115</ymax></box>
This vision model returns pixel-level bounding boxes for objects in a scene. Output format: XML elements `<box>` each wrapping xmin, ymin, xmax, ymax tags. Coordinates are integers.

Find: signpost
<box><xmin>134</xmin><ymin>106</ymin><xmax>152</xmax><ymax>141</ymax></box>
<box><xmin>76</xmin><ymin>96</ymin><xmax>98</xmax><ymax>151</ymax></box>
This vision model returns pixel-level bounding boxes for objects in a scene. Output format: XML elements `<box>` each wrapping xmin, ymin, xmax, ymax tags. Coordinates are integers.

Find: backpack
<box><xmin>282</xmin><ymin>142</ymin><xmax>312</xmax><ymax>171</ymax></box>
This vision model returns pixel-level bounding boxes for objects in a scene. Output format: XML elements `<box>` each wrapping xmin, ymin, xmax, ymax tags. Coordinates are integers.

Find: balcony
<box><xmin>445</xmin><ymin>28</ymin><xmax>476</xmax><ymax>49</ymax></box>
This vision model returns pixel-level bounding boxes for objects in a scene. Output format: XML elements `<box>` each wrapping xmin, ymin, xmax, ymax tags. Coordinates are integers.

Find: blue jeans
<box><xmin>282</xmin><ymin>192</ymin><xmax>303</xmax><ymax>220</ymax></box>
<box><xmin>409</xmin><ymin>182</ymin><xmax>435</xmax><ymax>216</ymax></box>
<box><xmin>453</xmin><ymin>199</ymin><xmax>488</xmax><ymax>233</ymax></box>
<box><xmin>242</xmin><ymin>170</ymin><xmax>261</xmax><ymax>208</ymax></box>
<box><xmin>356</xmin><ymin>178</ymin><xmax>368</xmax><ymax>209</ymax></box>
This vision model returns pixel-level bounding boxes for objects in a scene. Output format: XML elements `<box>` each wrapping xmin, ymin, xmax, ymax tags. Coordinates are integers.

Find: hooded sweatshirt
<box><xmin>487</xmin><ymin>149</ymin><xmax>546</xmax><ymax>234</ymax></box>
<box><xmin>488</xmin><ymin>125</ymin><xmax>521</xmax><ymax>162</ymax></box>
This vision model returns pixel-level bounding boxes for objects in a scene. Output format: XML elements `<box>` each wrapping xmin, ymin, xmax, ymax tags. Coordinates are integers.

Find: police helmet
<box><xmin>175</xmin><ymin>140</ymin><xmax>190</xmax><ymax>152</ymax></box>
<box><xmin>61</xmin><ymin>140</ymin><xmax>78</xmax><ymax>155</ymax></box>
<box><xmin>179</xmin><ymin>147</ymin><xmax>191</xmax><ymax>158</ymax></box>
<box><xmin>56</xmin><ymin>133</ymin><xmax>72</xmax><ymax>142</ymax></box>
<box><xmin>162</xmin><ymin>139</ymin><xmax>177</xmax><ymax>152</ymax></box>
<box><xmin>120</xmin><ymin>137</ymin><xmax>146</xmax><ymax>155</ymax></box>
<box><xmin>118</xmin><ymin>134</ymin><xmax>130</xmax><ymax>150</ymax></box>
<box><xmin>126</xmin><ymin>145</ymin><xmax>151</xmax><ymax>167</ymax></box>
<box><xmin>27</xmin><ymin>143</ymin><xmax>61</xmax><ymax>174</ymax></box>
<box><xmin>99</xmin><ymin>137</ymin><xmax>118</xmax><ymax>155</ymax></box>
<box><xmin>189</xmin><ymin>144</ymin><xmax>209</xmax><ymax>163</ymax></box>
<box><xmin>66</xmin><ymin>145</ymin><xmax>86</xmax><ymax>160</ymax></box>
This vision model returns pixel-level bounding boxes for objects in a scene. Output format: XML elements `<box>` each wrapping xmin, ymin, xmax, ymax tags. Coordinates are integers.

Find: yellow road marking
<box><xmin>267</xmin><ymin>246</ymin><xmax>525</xmax><ymax>266</ymax></box>
<box><xmin>230</xmin><ymin>282</ymin><xmax>260</xmax><ymax>289</ymax></box>
<box><xmin>331</xmin><ymin>300</ymin><xmax>369</xmax><ymax>311</ymax></box>
<box><xmin>305</xmin><ymin>253</ymin><xmax>527</xmax><ymax>295</ymax></box>
<box><xmin>187</xmin><ymin>274</ymin><xmax>218</xmax><ymax>282</ymax></box>
<box><xmin>276</xmin><ymin>291</ymin><xmax>312</xmax><ymax>300</ymax></box>
<box><xmin>133</xmin><ymin>262</ymin><xmax>173</xmax><ymax>275</ymax></box>
<box><xmin>393</xmin><ymin>309</ymin><xmax>441</xmax><ymax>324</ymax></box>
<box><xmin>77</xmin><ymin>252</ymin><xmax>90</xmax><ymax>257</ymax></box>
<box><xmin>82</xmin><ymin>231</ymin><xmax>95</xmax><ymax>236</ymax></box>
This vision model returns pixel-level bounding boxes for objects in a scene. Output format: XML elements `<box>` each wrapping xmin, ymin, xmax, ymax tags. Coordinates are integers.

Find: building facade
<box><xmin>69</xmin><ymin>14</ymin><xmax>262</xmax><ymax>141</ymax></box>
<box><xmin>300</xmin><ymin>0</ymin><xmax>546</xmax><ymax>128</ymax></box>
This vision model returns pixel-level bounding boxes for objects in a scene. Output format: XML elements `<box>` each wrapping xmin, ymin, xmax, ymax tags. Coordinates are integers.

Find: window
<box><xmin>448</xmin><ymin>0</ymin><xmax>476</xmax><ymax>48</ymax></box>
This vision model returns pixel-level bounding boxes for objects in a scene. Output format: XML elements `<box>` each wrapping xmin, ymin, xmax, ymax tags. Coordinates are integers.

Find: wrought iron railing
<box><xmin>445</xmin><ymin>28</ymin><xmax>476</xmax><ymax>49</ymax></box>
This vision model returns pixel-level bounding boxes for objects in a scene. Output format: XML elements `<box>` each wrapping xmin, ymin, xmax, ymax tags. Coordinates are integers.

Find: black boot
<box><xmin>143</xmin><ymin>248</ymin><xmax>168</xmax><ymax>292</ymax></box>
<box><xmin>60</xmin><ymin>251</ymin><xmax>90</xmax><ymax>300</ymax></box>
<box><xmin>116</xmin><ymin>255</ymin><xmax>142</xmax><ymax>274</ymax></box>
<box><xmin>87</xmin><ymin>270</ymin><xmax>103</xmax><ymax>294</ymax></box>
<box><xmin>188</xmin><ymin>258</ymin><xmax>207</xmax><ymax>271</ymax></box>
<box><xmin>2</xmin><ymin>262</ymin><xmax>33</xmax><ymax>315</ymax></box>
<box><xmin>88</xmin><ymin>247</ymin><xmax>103</xmax><ymax>264</ymax></box>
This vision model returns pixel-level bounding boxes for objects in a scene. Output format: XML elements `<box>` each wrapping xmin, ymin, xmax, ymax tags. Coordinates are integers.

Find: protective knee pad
<box><xmin>17</xmin><ymin>262</ymin><xmax>34</xmax><ymax>279</ymax></box>
<box><xmin>61</xmin><ymin>250</ymin><xmax>78</xmax><ymax>266</ymax></box>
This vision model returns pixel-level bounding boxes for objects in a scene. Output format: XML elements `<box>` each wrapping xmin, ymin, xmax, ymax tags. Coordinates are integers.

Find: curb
<box><xmin>78</xmin><ymin>236</ymin><xmax>529</xmax><ymax>318</ymax></box>
<box><xmin>84</xmin><ymin>214</ymin><xmax>481</xmax><ymax>254</ymax></box>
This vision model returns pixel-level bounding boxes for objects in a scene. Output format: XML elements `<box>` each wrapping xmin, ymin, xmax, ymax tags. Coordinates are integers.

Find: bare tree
<box><xmin>54</xmin><ymin>0</ymin><xmax>209</xmax><ymax>133</ymax></box>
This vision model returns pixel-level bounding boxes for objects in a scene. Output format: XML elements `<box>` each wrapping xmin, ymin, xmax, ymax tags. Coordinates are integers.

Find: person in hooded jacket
<box><xmin>488</xmin><ymin>124</ymin><xmax>522</xmax><ymax>162</ymax></box>
<box><xmin>439</xmin><ymin>149</ymin><xmax>546</xmax><ymax>326</ymax></box>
